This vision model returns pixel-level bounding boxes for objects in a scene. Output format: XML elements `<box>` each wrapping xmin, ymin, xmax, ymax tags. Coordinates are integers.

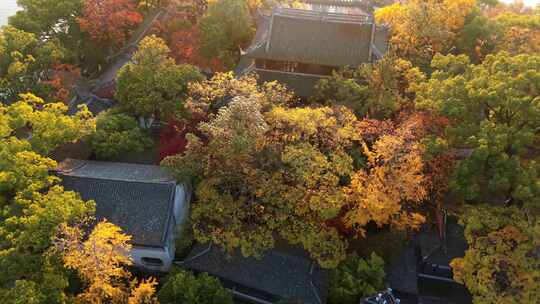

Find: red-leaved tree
<box><xmin>78</xmin><ymin>0</ymin><xmax>143</xmax><ymax>47</ymax></box>
<box><xmin>169</xmin><ymin>26</ymin><xmax>224</xmax><ymax>72</ymax></box>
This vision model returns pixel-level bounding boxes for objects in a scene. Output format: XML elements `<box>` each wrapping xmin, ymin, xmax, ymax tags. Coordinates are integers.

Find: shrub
<box><xmin>157</xmin><ymin>270</ymin><xmax>233</xmax><ymax>304</ymax></box>
<box><xmin>88</xmin><ymin>110</ymin><xmax>153</xmax><ymax>160</ymax></box>
<box><xmin>329</xmin><ymin>252</ymin><xmax>386</xmax><ymax>304</ymax></box>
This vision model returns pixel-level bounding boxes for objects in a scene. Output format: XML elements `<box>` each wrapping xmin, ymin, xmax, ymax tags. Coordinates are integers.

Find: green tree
<box><xmin>8</xmin><ymin>0</ymin><xmax>104</xmax><ymax>72</ymax></box>
<box><xmin>89</xmin><ymin>110</ymin><xmax>153</xmax><ymax>160</ymax></box>
<box><xmin>158</xmin><ymin>270</ymin><xmax>233</xmax><ymax>304</ymax></box>
<box><xmin>311</xmin><ymin>54</ymin><xmax>422</xmax><ymax>119</ymax></box>
<box><xmin>0</xmin><ymin>26</ymin><xmax>66</xmax><ymax>102</ymax></box>
<box><xmin>450</xmin><ymin>205</ymin><xmax>540</xmax><ymax>304</ymax></box>
<box><xmin>0</xmin><ymin>280</ymin><xmax>46</xmax><ymax>304</ymax></box>
<box><xmin>329</xmin><ymin>253</ymin><xmax>386</xmax><ymax>304</ymax></box>
<box><xmin>455</xmin><ymin>10</ymin><xmax>498</xmax><ymax>63</ymax></box>
<box><xmin>116</xmin><ymin>35</ymin><xmax>204</xmax><ymax>124</ymax></box>
<box><xmin>9</xmin><ymin>0</ymin><xmax>83</xmax><ymax>39</ymax></box>
<box><xmin>415</xmin><ymin>52</ymin><xmax>540</xmax><ymax>207</ymax></box>
<box><xmin>198</xmin><ymin>0</ymin><xmax>254</xmax><ymax>68</ymax></box>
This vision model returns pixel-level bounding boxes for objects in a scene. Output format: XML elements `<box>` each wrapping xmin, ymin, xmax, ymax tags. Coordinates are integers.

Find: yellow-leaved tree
<box><xmin>164</xmin><ymin>74</ymin><xmax>430</xmax><ymax>268</ymax></box>
<box><xmin>55</xmin><ymin>221</ymin><xmax>158</xmax><ymax>304</ymax></box>
<box><xmin>375</xmin><ymin>0</ymin><xmax>477</xmax><ymax>68</ymax></box>
<box><xmin>344</xmin><ymin>117</ymin><xmax>427</xmax><ymax>236</ymax></box>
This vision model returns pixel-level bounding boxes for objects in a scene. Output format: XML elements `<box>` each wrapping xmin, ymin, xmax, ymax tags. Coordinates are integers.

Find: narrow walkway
<box><xmin>93</xmin><ymin>9</ymin><xmax>165</xmax><ymax>92</ymax></box>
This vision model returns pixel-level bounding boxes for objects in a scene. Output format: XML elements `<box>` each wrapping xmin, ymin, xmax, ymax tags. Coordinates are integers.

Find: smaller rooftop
<box><xmin>57</xmin><ymin>158</ymin><xmax>174</xmax><ymax>183</ymax></box>
<box><xmin>180</xmin><ymin>243</ymin><xmax>328</xmax><ymax>304</ymax></box>
<box><xmin>56</xmin><ymin>159</ymin><xmax>178</xmax><ymax>248</ymax></box>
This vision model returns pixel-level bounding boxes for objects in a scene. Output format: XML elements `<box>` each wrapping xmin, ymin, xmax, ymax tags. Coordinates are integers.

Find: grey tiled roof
<box><xmin>56</xmin><ymin>159</ymin><xmax>177</xmax><ymax>248</ymax></box>
<box><xmin>246</xmin><ymin>7</ymin><xmax>375</xmax><ymax>67</ymax></box>
<box><xmin>181</xmin><ymin>243</ymin><xmax>328</xmax><ymax>304</ymax></box>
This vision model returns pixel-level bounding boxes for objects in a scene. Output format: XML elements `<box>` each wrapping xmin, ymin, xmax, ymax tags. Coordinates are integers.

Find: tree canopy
<box><xmin>163</xmin><ymin>74</ymin><xmax>428</xmax><ymax>268</ymax></box>
<box><xmin>89</xmin><ymin>110</ymin><xmax>153</xmax><ymax>160</ymax></box>
<box><xmin>198</xmin><ymin>0</ymin><xmax>254</xmax><ymax>68</ymax></box>
<box><xmin>55</xmin><ymin>221</ymin><xmax>159</xmax><ymax>304</ymax></box>
<box><xmin>415</xmin><ymin>52</ymin><xmax>540</xmax><ymax>208</ymax></box>
<box><xmin>77</xmin><ymin>0</ymin><xmax>143</xmax><ymax>48</ymax></box>
<box><xmin>450</xmin><ymin>205</ymin><xmax>540</xmax><ymax>304</ymax></box>
<box><xmin>116</xmin><ymin>35</ymin><xmax>204</xmax><ymax>123</ymax></box>
<box><xmin>157</xmin><ymin>270</ymin><xmax>233</xmax><ymax>304</ymax></box>
<box><xmin>0</xmin><ymin>94</ymin><xmax>96</xmax><ymax>303</ymax></box>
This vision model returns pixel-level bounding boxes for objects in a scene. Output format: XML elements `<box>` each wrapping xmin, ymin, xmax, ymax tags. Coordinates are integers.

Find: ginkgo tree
<box><xmin>55</xmin><ymin>221</ymin><xmax>159</xmax><ymax>304</ymax></box>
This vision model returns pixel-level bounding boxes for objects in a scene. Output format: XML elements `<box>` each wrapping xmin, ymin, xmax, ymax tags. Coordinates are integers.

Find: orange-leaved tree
<box><xmin>78</xmin><ymin>0</ymin><xmax>143</xmax><ymax>48</ymax></box>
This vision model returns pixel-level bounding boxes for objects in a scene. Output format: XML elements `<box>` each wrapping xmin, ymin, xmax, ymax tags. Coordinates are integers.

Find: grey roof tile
<box><xmin>246</xmin><ymin>8</ymin><xmax>375</xmax><ymax>67</ymax></box>
<box><xmin>181</xmin><ymin>243</ymin><xmax>328</xmax><ymax>304</ymax></box>
<box><xmin>56</xmin><ymin>159</ymin><xmax>176</xmax><ymax>248</ymax></box>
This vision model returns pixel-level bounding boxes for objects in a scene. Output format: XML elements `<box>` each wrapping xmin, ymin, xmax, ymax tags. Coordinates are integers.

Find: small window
<box><xmin>141</xmin><ymin>257</ymin><xmax>164</xmax><ymax>266</ymax></box>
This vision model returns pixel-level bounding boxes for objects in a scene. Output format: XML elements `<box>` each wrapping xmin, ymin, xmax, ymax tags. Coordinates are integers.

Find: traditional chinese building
<box><xmin>239</xmin><ymin>0</ymin><xmax>389</xmax><ymax>97</ymax></box>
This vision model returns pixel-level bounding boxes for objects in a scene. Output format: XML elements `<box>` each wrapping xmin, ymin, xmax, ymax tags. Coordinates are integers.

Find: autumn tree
<box><xmin>311</xmin><ymin>54</ymin><xmax>423</xmax><ymax>119</ymax></box>
<box><xmin>450</xmin><ymin>205</ymin><xmax>539</xmax><ymax>304</ymax></box>
<box><xmin>0</xmin><ymin>26</ymin><xmax>66</xmax><ymax>102</ymax></box>
<box><xmin>116</xmin><ymin>35</ymin><xmax>204</xmax><ymax>125</ymax></box>
<box><xmin>344</xmin><ymin>116</ymin><xmax>427</xmax><ymax>235</ymax></box>
<box><xmin>78</xmin><ymin>0</ymin><xmax>144</xmax><ymax>48</ymax></box>
<box><xmin>415</xmin><ymin>52</ymin><xmax>540</xmax><ymax>208</ymax></box>
<box><xmin>168</xmin><ymin>26</ymin><xmax>225</xmax><ymax>72</ymax></box>
<box><xmin>164</xmin><ymin>76</ymin><xmax>428</xmax><ymax>268</ymax></box>
<box><xmin>491</xmin><ymin>11</ymin><xmax>540</xmax><ymax>55</ymax></box>
<box><xmin>0</xmin><ymin>94</ymin><xmax>96</xmax><ymax>302</ymax></box>
<box><xmin>183</xmin><ymin>72</ymin><xmax>295</xmax><ymax>121</ymax></box>
<box><xmin>375</xmin><ymin>0</ymin><xmax>477</xmax><ymax>68</ymax></box>
<box><xmin>158</xmin><ymin>270</ymin><xmax>233</xmax><ymax>304</ymax></box>
<box><xmin>55</xmin><ymin>221</ymin><xmax>158</xmax><ymax>304</ymax></box>
<box><xmin>7</xmin><ymin>0</ymin><xmax>108</xmax><ymax>73</ymax></box>
<box><xmin>198</xmin><ymin>0</ymin><xmax>254</xmax><ymax>69</ymax></box>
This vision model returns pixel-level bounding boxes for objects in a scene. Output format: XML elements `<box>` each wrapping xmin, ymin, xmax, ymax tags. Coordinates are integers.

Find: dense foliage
<box><xmin>164</xmin><ymin>74</ymin><xmax>428</xmax><ymax>268</ymax></box>
<box><xmin>157</xmin><ymin>270</ymin><xmax>233</xmax><ymax>304</ymax></box>
<box><xmin>78</xmin><ymin>0</ymin><xmax>143</xmax><ymax>47</ymax></box>
<box><xmin>0</xmin><ymin>26</ymin><xmax>65</xmax><ymax>102</ymax></box>
<box><xmin>416</xmin><ymin>52</ymin><xmax>540</xmax><ymax>208</ymax></box>
<box><xmin>0</xmin><ymin>94</ymin><xmax>96</xmax><ymax>302</ymax></box>
<box><xmin>329</xmin><ymin>253</ymin><xmax>385</xmax><ymax>304</ymax></box>
<box><xmin>55</xmin><ymin>221</ymin><xmax>159</xmax><ymax>303</ymax></box>
<box><xmin>198</xmin><ymin>0</ymin><xmax>254</xmax><ymax>68</ymax></box>
<box><xmin>311</xmin><ymin>54</ymin><xmax>421</xmax><ymax>119</ymax></box>
<box><xmin>450</xmin><ymin>205</ymin><xmax>540</xmax><ymax>304</ymax></box>
<box><xmin>116</xmin><ymin>35</ymin><xmax>204</xmax><ymax>123</ymax></box>
<box><xmin>2</xmin><ymin>0</ymin><xmax>539</xmax><ymax>302</ymax></box>
<box><xmin>89</xmin><ymin>110</ymin><xmax>154</xmax><ymax>160</ymax></box>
